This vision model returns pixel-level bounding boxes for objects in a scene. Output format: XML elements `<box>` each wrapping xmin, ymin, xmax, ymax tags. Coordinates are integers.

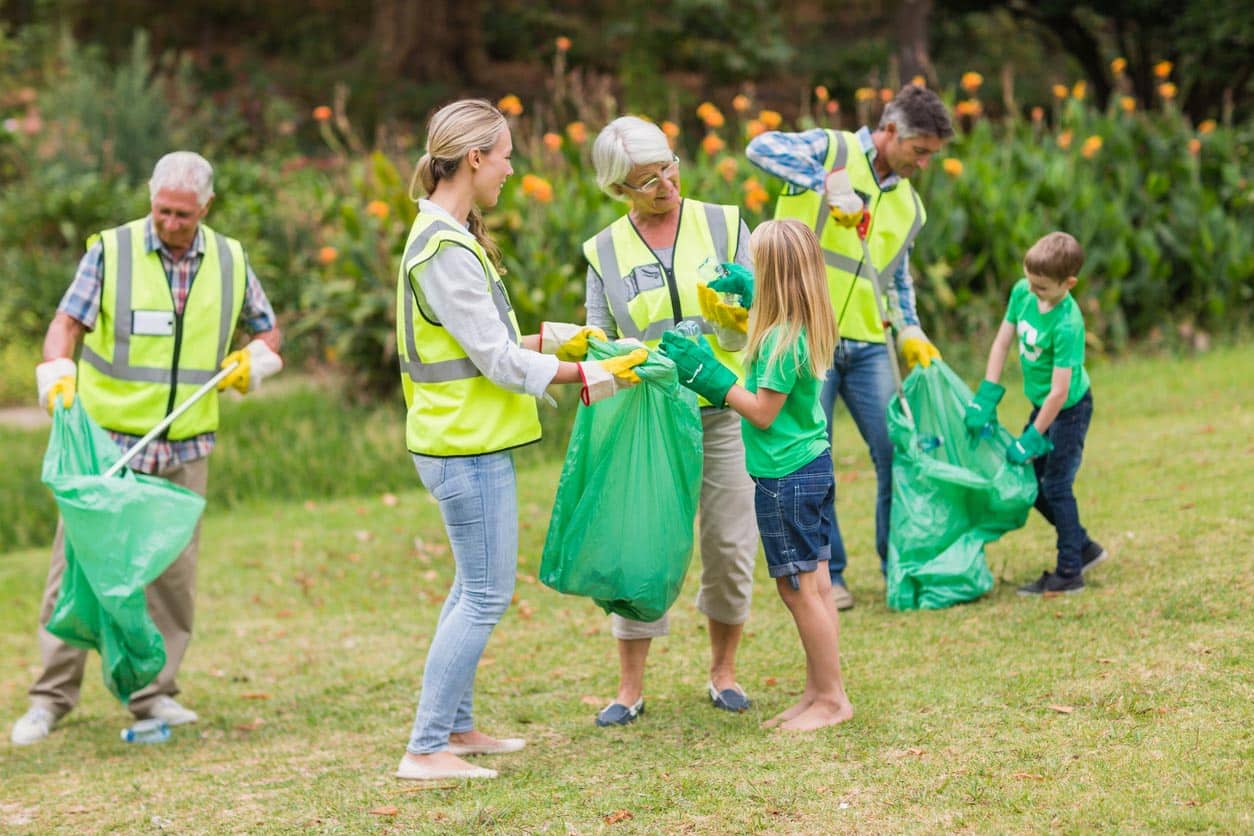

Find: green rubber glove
<box><xmin>659</xmin><ymin>331</ymin><xmax>737</xmax><ymax>407</ymax></box>
<box><xmin>1006</xmin><ymin>426</ymin><xmax>1054</xmax><ymax>464</ymax></box>
<box><xmin>963</xmin><ymin>380</ymin><xmax>1006</xmax><ymax>431</ymax></box>
<box><xmin>708</xmin><ymin>263</ymin><xmax>754</xmax><ymax>309</ymax></box>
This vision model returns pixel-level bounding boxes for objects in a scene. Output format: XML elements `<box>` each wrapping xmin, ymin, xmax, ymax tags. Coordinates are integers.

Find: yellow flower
<box><xmin>701</xmin><ymin>132</ymin><xmax>725</xmax><ymax>156</ymax></box>
<box><xmin>312</xmin><ymin>105</ymin><xmax>332</xmax><ymax>121</ymax></box>
<box><xmin>717</xmin><ymin>156</ymin><xmax>738</xmax><ymax>183</ymax></box>
<box><xmin>1120</xmin><ymin>96</ymin><xmax>1137</xmax><ymax>113</ymax></box>
<box><xmin>697</xmin><ymin>102</ymin><xmax>725</xmax><ymax>128</ymax></box>
<box><xmin>1111</xmin><ymin>57</ymin><xmax>1127</xmax><ymax>76</ymax></box>
<box><xmin>1153</xmin><ymin>60</ymin><xmax>1173</xmax><ymax>79</ymax></box>
<box><xmin>497</xmin><ymin>95</ymin><xmax>523</xmax><ymax>116</ymax></box>
<box><xmin>880</xmin><ymin>88</ymin><xmax>894</xmax><ymax>102</ymax></box>
<box><xmin>911</xmin><ymin>75</ymin><xmax>926</xmax><ymax>88</ymax></box>
<box><xmin>960</xmin><ymin>71</ymin><xmax>983</xmax><ymax>93</ymax></box>
<box><xmin>555</xmin><ymin>36</ymin><xmax>572</xmax><ymax>52</ymax></box>
<box><xmin>366</xmin><ymin>200</ymin><xmax>389</xmax><ymax>220</ymax></box>
<box><xmin>318</xmin><ymin>246</ymin><xmax>338</xmax><ymax>264</ymax></box>
<box><xmin>1080</xmin><ymin>136</ymin><xmax>1102</xmax><ymax>158</ymax></box>
<box><xmin>1031</xmin><ymin>106</ymin><xmax>1045</xmax><ymax>122</ymax></box>
<box><xmin>1072</xmin><ymin>81</ymin><xmax>1087</xmax><ymax>100</ymax></box>
<box><xmin>566</xmin><ymin>121</ymin><xmax>588</xmax><ymax>144</ymax></box>
<box><xmin>520</xmin><ymin>173</ymin><xmax>553</xmax><ymax>203</ymax></box>
<box><xmin>942</xmin><ymin>158</ymin><xmax>963</xmax><ymax>177</ymax></box>
<box><xmin>1158</xmin><ymin>82</ymin><xmax>1177</xmax><ymax>100</ymax></box>
<box><xmin>758</xmin><ymin>110</ymin><xmax>782</xmax><ymax>129</ymax></box>
<box><xmin>1188</xmin><ymin>138</ymin><xmax>1201</xmax><ymax>156</ymax></box>
<box><xmin>1198</xmin><ymin>119</ymin><xmax>1216</xmax><ymax>134</ymax></box>
<box><xmin>543</xmin><ymin>132</ymin><xmax>563</xmax><ymax>152</ymax></box>
<box><xmin>814</xmin><ymin>85</ymin><xmax>829</xmax><ymax>102</ymax></box>
<box><xmin>1057</xmin><ymin>130</ymin><xmax>1073</xmax><ymax>150</ymax></box>
<box><xmin>1052</xmin><ymin>84</ymin><xmax>1069</xmax><ymax>100</ymax></box>
<box><xmin>732</xmin><ymin>94</ymin><xmax>751</xmax><ymax>112</ymax></box>
<box><xmin>855</xmin><ymin>87</ymin><xmax>876</xmax><ymax>102</ymax></box>
<box><xmin>745</xmin><ymin>119</ymin><xmax>766</xmax><ymax>139</ymax></box>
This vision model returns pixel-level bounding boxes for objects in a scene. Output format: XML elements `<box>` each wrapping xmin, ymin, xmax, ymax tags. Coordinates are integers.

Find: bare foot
<box><xmin>778</xmin><ymin>697</ymin><xmax>853</xmax><ymax>732</ymax></box>
<box><xmin>761</xmin><ymin>695</ymin><xmax>814</xmax><ymax>729</ymax></box>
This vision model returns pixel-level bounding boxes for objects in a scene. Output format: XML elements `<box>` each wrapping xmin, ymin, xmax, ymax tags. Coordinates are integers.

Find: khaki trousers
<box><xmin>611</xmin><ymin>408</ymin><xmax>758</xmax><ymax>640</ymax></box>
<box><xmin>28</xmin><ymin>457</ymin><xmax>209</xmax><ymax>718</ymax></box>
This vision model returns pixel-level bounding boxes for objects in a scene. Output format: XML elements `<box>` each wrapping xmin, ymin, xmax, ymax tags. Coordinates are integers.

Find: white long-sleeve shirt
<box><xmin>410</xmin><ymin>200</ymin><xmax>558</xmax><ymax>398</ymax></box>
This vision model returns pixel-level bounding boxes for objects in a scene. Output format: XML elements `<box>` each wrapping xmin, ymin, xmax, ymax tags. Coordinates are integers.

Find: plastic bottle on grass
<box><xmin>121</xmin><ymin>718</ymin><xmax>170</xmax><ymax>744</ymax></box>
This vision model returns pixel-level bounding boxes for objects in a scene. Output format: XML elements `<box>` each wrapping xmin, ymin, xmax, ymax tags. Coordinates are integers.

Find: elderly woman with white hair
<box><xmin>581</xmin><ymin>116</ymin><xmax>759</xmax><ymax>726</ymax></box>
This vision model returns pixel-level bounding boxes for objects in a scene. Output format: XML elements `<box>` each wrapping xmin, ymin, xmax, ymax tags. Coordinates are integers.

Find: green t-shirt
<box><xmin>741</xmin><ymin>327</ymin><xmax>830</xmax><ymax>478</ymax></box>
<box><xmin>1004</xmin><ymin>278</ymin><xmax>1092</xmax><ymax>408</ymax></box>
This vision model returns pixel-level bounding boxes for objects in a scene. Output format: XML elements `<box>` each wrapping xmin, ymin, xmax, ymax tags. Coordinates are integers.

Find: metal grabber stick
<box><xmin>103</xmin><ymin>362</ymin><xmax>239</xmax><ymax>478</ymax></box>
<box><xmin>855</xmin><ymin>211</ymin><xmax>915</xmax><ymax>428</ymax></box>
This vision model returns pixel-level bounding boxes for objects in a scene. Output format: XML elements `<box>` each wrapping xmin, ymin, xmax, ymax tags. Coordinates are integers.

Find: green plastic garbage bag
<box><xmin>885</xmin><ymin>360</ymin><xmax>1037</xmax><ymax>610</ymax></box>
<box><xmin>540</xmin><ymin>339</ymin><xmax>703</xmax><ymax>622</ymax></box>
<box><xmin>41</xmin><ymin>402</ymin><xmax>206</xmax><ymax>701</ymax></box>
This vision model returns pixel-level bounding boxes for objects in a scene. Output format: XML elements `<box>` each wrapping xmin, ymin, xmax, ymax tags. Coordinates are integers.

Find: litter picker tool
<box><xmin>855</xmin><ymin>211</ymin><xmax>915</xmax><ymax>428</ymax></box>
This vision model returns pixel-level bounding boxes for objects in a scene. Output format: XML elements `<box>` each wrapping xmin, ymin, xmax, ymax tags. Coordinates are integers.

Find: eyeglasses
<box><xmin>620</xmin><ymin>157</ymin><xmax>680</xmax><ymax>194</ymax></box>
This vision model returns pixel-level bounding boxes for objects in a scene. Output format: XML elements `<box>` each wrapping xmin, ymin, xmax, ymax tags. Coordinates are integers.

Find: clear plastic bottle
<box><xmin>673</xmin><ymin>319</ymin><xmax>703</xmax><ymax>341</ymax></box>
<box><xmin>121</xmin><ymin>718</ymin><xmax>171</xmax><ymax>744</ymax></box>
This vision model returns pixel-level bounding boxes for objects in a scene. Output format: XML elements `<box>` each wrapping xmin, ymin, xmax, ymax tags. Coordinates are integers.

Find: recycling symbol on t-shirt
<box><xmin>1017</xmin><ymin>321</ymin><xmax>1043</xmax><ymax>362</ymax></box>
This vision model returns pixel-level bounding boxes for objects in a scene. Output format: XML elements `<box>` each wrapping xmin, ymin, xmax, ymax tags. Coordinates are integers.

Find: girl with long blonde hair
<box><xmin>661</xmin><ymin>219</ymin><xmax>853</xmax><ymax>731</ymax></box>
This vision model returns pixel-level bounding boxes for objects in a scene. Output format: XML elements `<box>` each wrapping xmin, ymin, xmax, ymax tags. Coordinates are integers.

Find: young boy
<box><xmin>964</xmin><ymin>231</ymin><xmax>1107</xmax><ymax>595</ymax></box>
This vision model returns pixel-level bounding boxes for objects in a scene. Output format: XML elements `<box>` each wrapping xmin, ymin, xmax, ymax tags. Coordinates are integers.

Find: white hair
<box><xmin>149</xmin><ymin>151</ymin><xmax>215</xmax><ymax>206</ymax></box>
<box><xmin>592</xmin><ymin>116</ymin><xmax>673</xmax><ymax>201</ymax></box>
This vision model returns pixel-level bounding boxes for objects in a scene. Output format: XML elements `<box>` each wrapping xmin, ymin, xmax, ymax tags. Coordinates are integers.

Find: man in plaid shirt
<box><xmin>13</xmin><ymin>151</ymin><xmax>282</xmax><ymax>745</ymax></box>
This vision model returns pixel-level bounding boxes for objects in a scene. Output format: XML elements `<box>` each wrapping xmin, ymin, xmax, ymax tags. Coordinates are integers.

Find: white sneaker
<box><xmin>11</xmin><ymin>706</ymin><xmax>57</xmax><ymax>746</ymax></box>
<box><xmin>145</xmin><ymin>696</ymin><xmax>198</xmax><ymax>726</ymax></box>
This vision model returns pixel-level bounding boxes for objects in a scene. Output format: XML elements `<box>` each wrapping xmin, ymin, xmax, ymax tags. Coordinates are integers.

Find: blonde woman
<box><xmin>395</xmin><ymin>100</ymin><xmax>645</xmax><ymax>780</ymax></box>
<box><xmin>661</xmin><ymin>219</ymin><xmax>853</xmax><ymax>731</ymax></box>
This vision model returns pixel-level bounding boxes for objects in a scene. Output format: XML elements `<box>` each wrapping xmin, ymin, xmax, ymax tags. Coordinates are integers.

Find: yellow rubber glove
<box><xmin>36</xmin><ymin>358</ymin><xmax>77</xmax><ymax>414</ymax></box>
<box><xmin>218</xmin><ymin>348</ymin><xmax>251</xmax><ymax>393</ymax></box>
<box><xmin>598</xmin><ymin>348</ymin><xmax>648</xmax><ymax>384</ymax></box>
<box><xmin>825</xmin><ymin>167</ymin><xmax>865</xmax><ymax>229</ymax></box>
<box><xmin>696</xmin><ymin>283</ymin><xmax>749</xmax><ymax>335</ymax></box>
<box><xmin>579</xmin><ymin>347</ymin><xmax>649</xmax><ymax>404</ymax></box>
<box><xmin>899</xmin><ymin>326</ymin><xmax>941</xmax><ymax>369</ymax></box>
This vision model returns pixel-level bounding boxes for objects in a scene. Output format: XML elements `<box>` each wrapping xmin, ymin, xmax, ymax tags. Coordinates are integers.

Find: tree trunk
<box><xmin>895</xmin><ymin>0</ymin><xmax>936</xmax><ymax>86</ymax></box>
<box><xmin>370</xmin><ymin>0</ymin><xmax>484</xmax><ymax>85</ymax></box>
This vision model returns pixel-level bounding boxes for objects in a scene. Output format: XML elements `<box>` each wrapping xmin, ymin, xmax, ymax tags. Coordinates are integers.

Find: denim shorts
<box><xmin>752</xmin><ymin>451</ymin><xmax>834</xmax><ymax>584</ymax></box>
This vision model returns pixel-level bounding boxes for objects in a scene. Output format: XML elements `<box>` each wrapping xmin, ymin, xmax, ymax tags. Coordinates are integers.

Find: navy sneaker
<box><xmin>708</xmin><ymin>683</ymin><xmax>751</xmax><ymax>712</ymax></box>
<box><xmin>1017</xmin><ymin>571</ymin><xmax>1084</xmax><ymax>596</ymax></box>
<box><xmin>595</xmin><ymin>698</ymin><xmax>644</xmax><ymax>727</ymax></box>
<box><xmin>1081</xmin><ymin>542</ymin><xmax>1108</xmax><ymax>574</ymax></box>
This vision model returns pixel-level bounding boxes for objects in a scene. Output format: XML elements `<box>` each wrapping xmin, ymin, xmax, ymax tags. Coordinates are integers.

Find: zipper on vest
<box><xmin>161</xmin><ymin>310</ymin><xmax>185</xmax><ymax>437</ymax></box>
<box><xmin>663</xmin><ymin>203</ymin><xmax>686</xmax><ymax>322</ymax></box>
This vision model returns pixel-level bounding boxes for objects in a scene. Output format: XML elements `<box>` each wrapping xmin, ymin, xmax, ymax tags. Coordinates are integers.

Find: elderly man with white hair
<box><xmin>12</xmin><ymin>151</ymin><xmax>282</xmax><ymax>745</ymax></box>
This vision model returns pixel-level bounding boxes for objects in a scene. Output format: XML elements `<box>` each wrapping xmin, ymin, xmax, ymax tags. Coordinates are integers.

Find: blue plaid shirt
<box><xmin>746</xmin><ymin>126</ymin><xmax>920</xmax><ymax>330</ymax></box>
<box><xmin>57</xmin><ymin>217</ymin><xmax>277</xmax><ymax>473</ymax></box>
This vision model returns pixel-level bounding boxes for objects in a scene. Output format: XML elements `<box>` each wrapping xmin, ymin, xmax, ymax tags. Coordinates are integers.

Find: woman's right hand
<box><xmin>578</xmin><ymin>348</ymin><xmax>648</xmax><ymax>404</ymax></box>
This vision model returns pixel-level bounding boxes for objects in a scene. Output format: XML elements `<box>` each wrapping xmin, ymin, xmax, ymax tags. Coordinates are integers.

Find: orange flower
<box><xmin>1120</xmin><ymin>96</ymin><xmax>1137</xmax><ymax>113</ymax></box>
<box><xmin>543</xmin><ymin>132</ymin><xmax>563</xmax><ymax>152</ymax></box>
<box><xmin>366</xmin><ymin>200</ymin><xmax>390</xmax><ymax>220</ymax></box>
<box><xmin>1072</xmin><ymin>81</ymin><xmax>1087</xmax><ymax>100</ymax></box>
<box><xmin>661</xmin><ymin>121</ymin><xmax>680</xmax><ymax>140</ymax></box>
<box><xmin>942</xmin><ymin>158</ymin><xmax>963</xmax><ymax>177</ymax></box>
<box><xmin>1080</xmin><ymin>135</ymin><xmax>1102</xmax><ymax>158</ymax></box>
<box><xmin>520</xmin><ymin>173</ymin><xmax>553</xmax><ymax>203</ymax></box>
<box><xmin>1187</xmin><ymin>138</ymin><xmax>1201</xmax><ymax>156</ymax></box>
<box><xmin>879</xmin><ymin>88</ymin><xmax>894</xmax><ymax>102</ymax></box>
<box><xmin>566</xmin><ymin>121</ymin><xmax>588</xmax><ymax>144</ymax></box>
<box><xmin>701</xmin><ymin>133</ymin><xmax>725</xmax><ymax>156</ymax></box>
<box><xmin>955</xmin><ymin>99</ymin><xmax>983</xmax><ymax>118</ymax></box>
<box><xmin>732</xmin><ymin>94</ymin><xmax>751</xmax><ymax>113</ymax></box>
<box><xmin>697</xmin><ymin>102</ymin><xmax>725</xmax><ymax>128</ymax></box>
<box><xmin>1198</xmin><ymin>119</ymin><xmax>1216</xmax><ymax>134</ymax></box>
<box><xmin>1153</xmin><ymin>60</ymin><xmax>1173</xmax><ymax>79</ymax></box>
<box><xmin>745</xmin><ymin>119</ymin><xmax>766</xmax><ymax>139</ymax></box>
<box><xmin>312</xmin><ymin>105</ymin><xmax>332</xmax><ymax>121</ymax></box>
<box><xmin>855</xmin><ymin>87</ymin><xmax>876</xmax><ymax>102</ymax></box>
<box><xmin>1031</xmin><ymin>106</ymin><xmax>1045</xmax><ymax>122</ymax></box>
<box><xmin>1158</xmin><ymin>82</ymin><xmax>1177</xmax><ymax>100</ymax></box>
<box><xmin>814</xmin><ymin>85</ymin><xmax>829</xmax><ymax>102</ymax></box>
<box><xmin>1111</xmin><ymin>57</ymin><xmax>1127</xmax><ymax>76</ymax></box>
<box><xmin>318</xmin><ymin>246</ymin><xmax>338</xmax><ymax>264</ymax></box>
<box><xmin>758</xmin><ymin>110</ymin><xmax>782</xmax><ymax>129</ymax></box>
<box><xmin>497</xmin><ymin>95</ymin><xmax>523</xmax><ymax>116</ymax></box>
<box><xmin>555</xmin><ymin>36</ymin><xmax>572</xmax><ymax>52</ymax></box>
<box><xmin>1052</xmin><ymin>84</ymin><xmax>1069</xmax><ymax>100</ymax></box>
<box><xmin>960</xmin><ymin>71</ymin><xmax>983</xmax><ymax>93</ymax></box>
<box><xmin>825</xmin><ymin>100</ymin><xmax>838</xmax><ymax>115</ymax></box>
<box><xmin>744</xmin><ymin>185</ymin><xmax>769</xmax><ymax>213</ymax></box>
<box><xmin>717</xmin><ymin>157</ymin><xmax>738</xmax><ymax>183</ymax></box>
<box><xmin>742</xmin><ymin>177</ymin><xmax>761</xmax><ymax>194</ymax></box>
<box><xmin>911</xmin><ymin>75</ymin><xmax>926</xmax><ymax>88</ymax></box>
<box><xmin>1057</xmin><ymin>130</ymin><xmax>1073</xmax><ymax>150</ymax></box>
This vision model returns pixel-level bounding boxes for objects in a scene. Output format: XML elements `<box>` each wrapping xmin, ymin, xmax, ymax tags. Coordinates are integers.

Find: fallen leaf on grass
<box><xmin>1047</xmin><ymin>705</ymin><xmax>1074</xmax><ymax>714</ymax></box>
<box><xmin>369</xmin><ymin>806</ymin><xmax>400</xmax><ymax>817</ymax></box>
<box><xmin>603</xmin><ymin>810</ymin><xmax>633</xmax><ymax>824</ymax></box>
<box><xmin>763</xmin><ymin>677</ymin><xmax>778</xmax><ymax>687</ymax></box>
<box><xmin>1097</xmin><ymin>658</ymin><xmax>1115</xmax><ymax>664</ymax></box>
<box><xmin>1177</xmin><ymin>799</ymin><xmax>1201</xmax><ymax>807</ymax></box>
<box><xmin>240</xmin><ymin>692</ymin><xmax>271</xmax><ymax>700</ymax></box>
<box><xmin>235</xmin><ymin>718</ymin><xmax>265</xmax><ymax>732</ymax></box>
<box><xmin>1012</xmin><ymin>772</ymin><xmax>1046</xmax><ymax>780</ymax></box>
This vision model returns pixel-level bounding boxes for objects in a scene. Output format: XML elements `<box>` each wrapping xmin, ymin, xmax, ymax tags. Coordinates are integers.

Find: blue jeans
<box><xmin>819</xmin><ymin>339</ymin><xmax>895</xmax><ymax>585</ymax></box>
<box><xmin>752</xmin><ymin>452</ymin><xmax>835</xmax><ymax>586</ymax></box>
<box><xmin>407</xmin><ymin>451</ymin><xmax>517</xmax><ymax>755</ymax></box>
<box><xmin>1027</xmin><ymin>390</ymin><xmax>1095</xmax><ymax>578</ymax></box>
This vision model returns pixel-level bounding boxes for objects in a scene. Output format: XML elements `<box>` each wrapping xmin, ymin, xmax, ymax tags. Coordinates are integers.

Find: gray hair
<box><xmin>878</xmin><ymin>85</ymin><xmax>954</xmax><ymax>141</ymax></box>
<box><xmin>592</xmin><ymin>116</ymin><xmax>673</xmax><ymax>201</ymax></box>
<box><xmin>149</xmin><ymin>151</ymin><xmax>215</xmax><ymax>206</ymax></box>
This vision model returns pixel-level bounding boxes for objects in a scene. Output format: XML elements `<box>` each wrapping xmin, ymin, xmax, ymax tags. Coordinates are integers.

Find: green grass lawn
<box><xmin>1</xmin><ymin>345</ymin><xmax>1250</xmax><ymax>834</ymax></box>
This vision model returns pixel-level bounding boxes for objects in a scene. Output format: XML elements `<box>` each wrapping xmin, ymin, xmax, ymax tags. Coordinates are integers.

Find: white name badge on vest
<box><xmin>132</xmin><ymin>310</ymin><xmax>176</xmax><ymax>337</ymax></box>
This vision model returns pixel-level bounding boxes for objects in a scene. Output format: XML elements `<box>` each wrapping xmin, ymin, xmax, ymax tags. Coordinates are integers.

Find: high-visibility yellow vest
<box><xmin>78</xmin><ymin>219</ymin><xmax>246</xmax><ymax>439</ymax></box>
<box><xmin>582</xmin><ymin>198</ymin><xmax>745</xmax><ymax>406</ymax></box>
<box><xmin>396</xmin><ymin>211</ymin><xmax>542</xmax><ymax>457</ymax></box>
<box><xmin>773</xmin><ymin>130</ymin><xmax>926</xmax><ymax>343</ymax></box>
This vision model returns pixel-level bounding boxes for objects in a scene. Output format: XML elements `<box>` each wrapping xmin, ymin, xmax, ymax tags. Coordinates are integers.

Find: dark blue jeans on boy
<box><xmin>752</xmin><ymin>451</ymin><xmax>835</xmax><ymax>589</ymax></box>
<box><xmin>1025</xmin><ymin>390</ymin><xmax>1096</xmax><ymax>578</ymax></box>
